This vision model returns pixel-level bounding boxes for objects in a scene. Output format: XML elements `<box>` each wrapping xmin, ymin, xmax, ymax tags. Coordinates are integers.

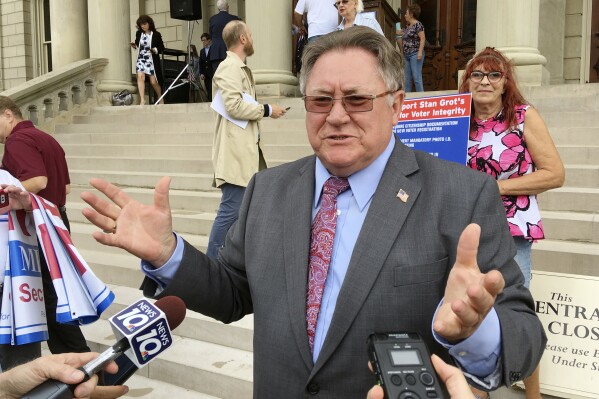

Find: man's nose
<box><xmin>327</xmin><ymin>98</ymin><xmax>350</xmax><ymax>121</ymax></box>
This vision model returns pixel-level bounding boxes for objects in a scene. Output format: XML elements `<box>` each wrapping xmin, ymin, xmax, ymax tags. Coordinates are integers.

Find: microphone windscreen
<box><xmin>154</xmin><ymin>296</ymin><xmax>186</xmax><ymax>330</ymax></box>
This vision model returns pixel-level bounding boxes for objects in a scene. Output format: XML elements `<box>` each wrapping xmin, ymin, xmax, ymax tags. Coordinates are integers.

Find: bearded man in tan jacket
<box><xmin>207</xmin><ymin>20</ymin><xmax>287</xmax><ymax>259</ymax></box>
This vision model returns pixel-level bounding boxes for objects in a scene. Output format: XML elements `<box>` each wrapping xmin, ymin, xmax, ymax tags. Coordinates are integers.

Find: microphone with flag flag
<box><xmin>21</xmin><ymin>296</ymin><xmax>187</xmax><ymax>399</ymax></box>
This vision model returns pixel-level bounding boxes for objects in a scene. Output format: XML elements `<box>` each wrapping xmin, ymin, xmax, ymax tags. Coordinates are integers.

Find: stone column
<box><xmin>245</xmin><ymin>0</ymin><xmax>299</xmax><ymax>96</ymax></box>
<box><xmin>476</xmin><ymin>0</ymin><xmax>549</xmax><ymax>85</ymax></box>
<box><xmin>50</xmin><ymin>0</ymin><xmax>89</xmax><ymax>68</ymax></box>
<box><xmin>87</xmin><ymin>0</ymin><xmax>135</xmax><ymax>103</ymax></box>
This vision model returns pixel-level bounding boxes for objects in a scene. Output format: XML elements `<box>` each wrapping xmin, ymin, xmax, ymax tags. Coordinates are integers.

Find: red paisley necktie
<box><xmin>306</xmin><ymin>176</ymin><xmax>350</xmax><ymax>353</ymax></box>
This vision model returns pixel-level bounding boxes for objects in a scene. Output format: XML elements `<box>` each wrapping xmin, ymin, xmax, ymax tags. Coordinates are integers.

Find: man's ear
<box><xmin>2</xmin><ymin>109</ymin><xmax>14</xmax><ymax>121</ymax></box>
<box><xmin>392</xmin><ymin>90</ymin><xmax>405</xmax><ymax>123</ymax></box>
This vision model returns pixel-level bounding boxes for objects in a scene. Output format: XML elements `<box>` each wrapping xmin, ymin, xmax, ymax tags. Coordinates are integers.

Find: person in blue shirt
<box><xmin>80</xmin><ymin>27</ymin><xmax>545</xmax><ymax>398</ymax></box>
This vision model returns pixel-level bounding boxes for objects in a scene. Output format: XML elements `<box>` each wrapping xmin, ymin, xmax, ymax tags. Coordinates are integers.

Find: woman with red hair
<box><xmin>459</xmin><ymin>47</ymin><xmax>564</xmax><ymax>399</ymax></box>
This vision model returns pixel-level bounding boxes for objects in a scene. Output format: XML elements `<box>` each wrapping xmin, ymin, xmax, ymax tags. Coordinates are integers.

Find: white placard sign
<box><xmin>529</xmin><ymin>271</ymin><xmax>599</xmax><ymax>399</ymax></box>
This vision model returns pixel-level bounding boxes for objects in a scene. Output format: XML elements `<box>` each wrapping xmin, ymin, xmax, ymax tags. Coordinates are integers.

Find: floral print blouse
<box><xmin>401</xmin><ymin>21</ymin><xmax>424</xmax><ymax>55</ymax></box>
<box><xmin>467</xmin><ymin>104</ymin><xmax>544</xmax><ymax>241</ymax></box>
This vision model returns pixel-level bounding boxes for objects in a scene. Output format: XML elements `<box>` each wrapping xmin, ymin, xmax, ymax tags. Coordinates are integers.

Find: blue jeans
<box><xmin>513</xmin><ymin>237</ymin><xmax>533</xmax><ymax>288</ymax></box>
<box><xmin>206</xmin><ymin>183</ymin><xmax>246</xmax><ymax>259</ymax></box>
<box><xmin>404</xmin><ymin>51</ymin><xmax>424</xmax><ymax>92</ymax></box>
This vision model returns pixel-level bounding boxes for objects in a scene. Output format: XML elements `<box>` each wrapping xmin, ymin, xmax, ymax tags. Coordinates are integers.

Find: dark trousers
<box><xmin>204</xmin><ymin>75</ymin><xmax>213</xmax><ymax>101</ymax></box>
<box><xmin>211</xmin><ymin>59</ymin><xmax>224</xmax><ymax>75</ymax></box>
<box><xmin>0</xmin><ymin>208</ymin><xmax>90</xmax><ymax>370</ymax></box>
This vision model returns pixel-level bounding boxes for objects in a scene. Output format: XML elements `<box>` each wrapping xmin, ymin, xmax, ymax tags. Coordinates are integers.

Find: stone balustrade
<box><xmin>0</xmin><ymin>58</ymin><xmax>109</xmax><ymax>133</ymax></box>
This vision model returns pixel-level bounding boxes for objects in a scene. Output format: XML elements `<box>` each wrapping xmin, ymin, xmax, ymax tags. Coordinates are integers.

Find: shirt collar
<box><xmin>314</xmin><ymin>134</ymin><xmax>395</xmax><ymax>211</ymax></box>
<box><xmin>12</xmin><ymin>120</ymin><xmax>34</xmax><ymax>133</ymax></box>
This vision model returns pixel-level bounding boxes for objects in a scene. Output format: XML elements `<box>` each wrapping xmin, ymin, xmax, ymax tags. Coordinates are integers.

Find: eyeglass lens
<box><xmin>470</xmin><ymin>71</ymin><xmax>503</xmax><ymax>82</ymax></box>
<box><xmin>334</xmin><ymin>0</ymin><xmax>349</xmax><ymax>8</ymax></box>
<box><xmin>305</xmin><ymin>95</ymin><xmax>374</xmax><ymax>113</ymax></box>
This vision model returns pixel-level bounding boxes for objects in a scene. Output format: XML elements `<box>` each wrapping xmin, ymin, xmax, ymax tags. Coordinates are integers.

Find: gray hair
<box><xmin>356</xmin><ymin>0</ymin><xmax>364</xmax><ymax>13</ymax></box>
<box><xmin>299</xmin><ymin>26</ymin><xmax>404</xmax><ymax>95</ymax></box>
<box><xmin>216</xmin><ymin>0</ymin><xmax>228</xmax><ymax>11</ymax></box>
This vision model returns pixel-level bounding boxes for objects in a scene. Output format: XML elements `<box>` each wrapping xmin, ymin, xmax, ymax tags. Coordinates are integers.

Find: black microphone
<box><xmin>22</xmin><ymin>296</ymin><xmax>186</xmax><ymax>399</ymax></box>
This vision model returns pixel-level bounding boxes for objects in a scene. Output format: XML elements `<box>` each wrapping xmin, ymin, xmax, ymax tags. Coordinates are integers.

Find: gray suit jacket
<box><xmin>143</xmin><ymin>140</ymin><xmax>546</xmax><ymax>398</ymax></box>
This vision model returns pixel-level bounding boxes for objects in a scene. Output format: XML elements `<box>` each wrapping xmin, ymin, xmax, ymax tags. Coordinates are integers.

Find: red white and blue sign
<box><xmin>394</xmin><ymin>93</ymin><xmax>472</xmax><ymax>164</ymax></box>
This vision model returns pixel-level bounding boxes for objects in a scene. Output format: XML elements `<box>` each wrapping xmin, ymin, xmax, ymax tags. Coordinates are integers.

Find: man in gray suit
<box><xmin>81</xmin><ymin>27</ymin><xmax>545</xmax><ymax>398</ymax></box>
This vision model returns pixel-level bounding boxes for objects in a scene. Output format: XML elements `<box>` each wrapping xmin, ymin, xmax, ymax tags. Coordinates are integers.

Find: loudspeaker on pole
<box><xmin>170</xmin><ymin>0</ymin><xmax>202</xmax><ymax>21</ymax></box>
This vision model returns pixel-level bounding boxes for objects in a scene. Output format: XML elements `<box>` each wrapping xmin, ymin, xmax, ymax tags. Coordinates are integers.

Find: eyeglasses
<box><xmin>303</xmin><ymin>91</ymin><xmax>397</xmax><ymax>113</ymax></box>
<box><xmin>469</xmin><ymin>71</ymin><xmax>504</xmax><ymax>83</ymax></box>
<box><xmin>333</xmin><ymin>0</ymin><xmax>350</xmax><ymax>9</ymax></box>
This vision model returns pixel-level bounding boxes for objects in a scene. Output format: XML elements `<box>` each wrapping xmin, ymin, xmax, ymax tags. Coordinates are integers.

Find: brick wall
<box><xmin>0</xmin><ymin>0</ymin><xmax>33</xmax><ymax>90</ymax></box>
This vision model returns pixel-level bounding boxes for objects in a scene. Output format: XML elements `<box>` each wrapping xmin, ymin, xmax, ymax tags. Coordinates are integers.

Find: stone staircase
<box><xmin>58</xmin><ymin>100</ymin><xmax>306</xmax><ymax>399</ymax></box>
<box><xmin>521</xmin><ymin>84</ymin><xmax>599</xmax><ymax>278</ymax></box>
<box><xmin>52</xmin><ymin>84</ymin><xmax>598</xmax><ymax>398</ymax></box>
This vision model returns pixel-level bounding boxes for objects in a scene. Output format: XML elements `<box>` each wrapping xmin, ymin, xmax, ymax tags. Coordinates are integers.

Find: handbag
<box><xmin>111</xmin><ymin>89</ymin><xmax>133</xmax><ymax>106</ymax></box>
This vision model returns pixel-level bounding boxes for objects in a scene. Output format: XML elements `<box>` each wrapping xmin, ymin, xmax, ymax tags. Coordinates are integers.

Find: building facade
<box><xmin>0</xmin><ymin>0</ymin><xmax>596</xmax><ymax>96</ymax></box>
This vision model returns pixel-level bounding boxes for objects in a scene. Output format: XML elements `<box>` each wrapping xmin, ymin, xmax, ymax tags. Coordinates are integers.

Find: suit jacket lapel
<box><xmin>284</xmin><ymin>157</ymin><xmax>316</xmax><ymax>369</ymax></box>
<box><xmin>312</xmin><ymin>142</ymin><xmax>422</xmax><ymax>374</ymax></box>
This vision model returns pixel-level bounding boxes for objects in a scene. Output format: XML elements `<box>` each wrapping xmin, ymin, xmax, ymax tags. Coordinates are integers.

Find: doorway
<box><xmin>590</xmin><ymin>0</ymin><xmax>599</xmax><ymax>83</ymax></box>
<box><xmin>399</xmin><ymin>0</ymin><xmax>476</xmax><ymax>91</ymax></box>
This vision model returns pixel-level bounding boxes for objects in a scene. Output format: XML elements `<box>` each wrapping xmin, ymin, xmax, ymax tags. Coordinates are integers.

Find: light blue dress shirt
<box><xmin>142</xmin><ymin>134</ymin><xmax>501</xmax><ymax>387</ymax></box>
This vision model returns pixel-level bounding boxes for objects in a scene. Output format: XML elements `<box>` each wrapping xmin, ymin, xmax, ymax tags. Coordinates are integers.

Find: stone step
<box><xmin>55</xmin><ymin>130</ymin><xmax>309</xmax><ymax>145</ymax></box>
<box><xmin>550</xmin><ymin>127</ymin><xmax>599</xmax><ymax>146</ymax></box>
<box><xmin>532</xmin><ymin>95</ymin><xmax>599</xmax><ymax>112</ymax></box>
<box><xmin>62</xmin><ymin>143</ymin><xmax>314</xmax><ymax>161</ymax></box>
<box><xmin>77</xmin><ymin>245</ymin><xmax>146</xmax><ymax>289</ymax></box>
<box><xmin>66</xmin><ymin>156</ymin><xmax>212</xmax><ymax>173</ymax></box>
<box><xmin>562</xmin><ymin>164</ymin><xmax>599</xmax><ymax>188</ymax></box>
<box><xmin>529</xmin><ymin>93</ymin><xmax>599</xmax><ymax>113</ymax></box>
<box><xmin>82</xmin><ymin>104</ymin><xmax>307</xmax><ymax>122</ymax></box>
<box><xmin>102</xmin><ymin>285</ymin><xmax>254</xmax><ymax>352</ymax></box>
<box><xmin>532</xmin><ymin>239</ymin><xmax>599</xmax><ymax>278</ymax></box>
<box><xmin>542</xmin><ymin>112</ymin><xmax>599</xmax><ymax>129</ymax></box>
<box><xmin>55</xmin><ymin>122</ymin><xmax>209</xmax><ymax>134</ymax></box>
<box><xmin>68</xmin><ymin>201</ymin><xmax>216</xmax><ymax>236</ymax></box>
<box><xmin>69</xmin><ymin>221</ymin><xmax>206</xmax><ymax>256</ymax></box>
<box><xmin>523</xmin><ymin>82</ymin><xmax>599</xmax><ymax>99</ymax></box>
<box><xmin>541</xmin><ymin>211</ymin><xmax>599</xmax><ymax>244</ymax></box>
<box><xmin>523</xmin><ymin>83</ymin><xmax>599</xmax><ymax>110</ymax></box>
<box><xmin>56</xmin><ymin>117</ymin><xmax>308</xmax><ymax>134</ymax></box>
<box><xmin>89</xmin><ymin>99</ymin><xmax>306</xmax><ymax>117</ymax></box>
<box><xmin>63</xmin><ymin>144</ymin><xmax>214</xmax><ymax>158</ymax></box>
<box><xmin>90</xmin><ymin>102</ymin><xmax>215</xmax><ymax>115</ymax></box>
<box><xmin>66</xmin><ymin>155</ymin><xmax>289</xmax><ymax>174</ymax></box>
<box><xmin>71</xmin><ymin>112</ymin><xmax>214</xmax><ymax>125</ymax></box>
<box><xmin>106</xmin><ymin>374</ymin><xmax>221</xmax><ymax>399</ymax></box>
<box><xmin>70</xmin><ymin>185</ymin><xmax>221</xmax><ymax>212</ymax></box>
<box><xmin>41</xmin><ymin>343</ymin><xmax>222</xmax><ymax>399</ymax></box>
<box><xmin>81</xmin><ymin>318</ymin><xmax>253</xmax><ymax>399</ymax></box>
<box><xmin>556</xmin><ymin>145</ymin><xmax>599</xmax><ymax>165</ymax></box>
<box><xmin>69</xmin><ymin>170</ymin><xmax>217</xmax><ymax>191</ymax></box>
<box><xmin>538</xmin><ymin>187</ymin><xmax>599</xmax><ymax>213</ymax></box>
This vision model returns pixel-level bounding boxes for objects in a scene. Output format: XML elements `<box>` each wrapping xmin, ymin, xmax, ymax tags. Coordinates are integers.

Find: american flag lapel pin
<box><xmin>396</xmin><ymin>189</ymin><xmax>409</xmax><ymax>203</ymax></box>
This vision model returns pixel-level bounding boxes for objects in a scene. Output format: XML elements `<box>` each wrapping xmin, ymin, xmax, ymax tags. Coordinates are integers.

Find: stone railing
<box><xmin>0</xmin><ymin>58</ymin><xmax>108</xmax><ymax>133</ymax></box>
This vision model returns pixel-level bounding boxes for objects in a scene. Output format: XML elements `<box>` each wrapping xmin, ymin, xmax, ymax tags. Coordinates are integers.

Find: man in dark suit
<box><xmin>209</xmin><ymin>0</ymin><xmax>241</xmax><ymax>74</ymax></box>
<box><xmin>81</xmin><ymin>27</ymin><xmax>545</xmax><ymax>398</ymax></box>
<box><xmin>198</xmin><ymin>33</ymin><xmax>213</xmax><ymax>100</ymax></box>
